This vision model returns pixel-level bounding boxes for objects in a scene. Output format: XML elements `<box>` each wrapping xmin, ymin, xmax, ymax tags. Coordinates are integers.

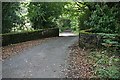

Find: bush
<box><xmin>1</xmin><ymin>28</ymin><xmax>59</xmax><ymax>46</ymax></box>
<box><xmin>97</xmin><ymin>33</ymin><xmax>120</xmax><ymax>55</ymax></box>
<box><xmin>84</xmin><ymin>3</ymin><xmax>120</xmax><ymax>33</ymax></box>
<box><xmin>88</xmin><ymin>50</ymin><xmax>120</xmax><ymax>78</ymax></box>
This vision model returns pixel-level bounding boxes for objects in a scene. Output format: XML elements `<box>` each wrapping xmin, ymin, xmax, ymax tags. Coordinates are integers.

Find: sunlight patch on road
<box><xmin>59</xmin><ymin>32</ymin><xmax>77</xmax><ymax>37</ymax></box>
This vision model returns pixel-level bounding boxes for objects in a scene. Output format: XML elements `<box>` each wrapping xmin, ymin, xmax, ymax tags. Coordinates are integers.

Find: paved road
<box><xmin>2</xmin><ymin>36</ymin><xmax>78</xmax><ymax>78</ymax></box>
<box><xmin>59</xmin><ymin>32</ymin><xmax>77</xmax><ymax>36</ymax></box>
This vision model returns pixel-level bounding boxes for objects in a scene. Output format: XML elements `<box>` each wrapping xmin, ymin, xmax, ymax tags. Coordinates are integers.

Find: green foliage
<box><xmin>2</xmin><ymin>2</ymin><xmax>22</xmax><ymax>33</ymax></box>
<box><xmin>58</xmin><ymin>18</ymin><xmax>71</xmax><ymax>32</ymax></box>
<box><xmin>89</xmin><ymin>50</ymin><xmax>120</xmax><ymax>78</ymax></box>
<box><xmin>84</xmin><ymin>3</ymin><xmax>120</xmax><ymax>33</ymax></box>
<box><xmin>77</xmin><ymin>2</ymin><xmax>91</xmax><ymax>30</ymax></box>
<box><xmin>58</xmin><ymin>2</ymin><xmax>82</xmax><ymax>33</ymax></box>
<box><xmin>97</xmin><ymin>33</ymin><xmax>120</xmax><ymax>54</ymax></box>
<box><xmin>2</xmin><ymin>2</ymin><xmax>67</xmax><ymax>33</ymax></box>
<box><xmin>27</xmin><ymin>2</ymin><xmax>66</xmax><ymax>30</ymax></box>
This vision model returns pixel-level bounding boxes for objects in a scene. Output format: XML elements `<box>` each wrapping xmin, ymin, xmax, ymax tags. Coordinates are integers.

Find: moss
<box><xmin>80</xmin><ymin>30</ymin><xmax>96</xmax><ymax>34</ymax></box>
<box><xmin>2</xmin><ymin>28</ymin><xmax>59</xmax><ymax>46</ymax></box>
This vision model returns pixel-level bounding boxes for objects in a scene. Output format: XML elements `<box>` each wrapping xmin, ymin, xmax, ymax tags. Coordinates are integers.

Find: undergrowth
<box><xmin>88</xmin><ymin>48</ymin><xmax>120</xmax><ymax>78</ymax></box>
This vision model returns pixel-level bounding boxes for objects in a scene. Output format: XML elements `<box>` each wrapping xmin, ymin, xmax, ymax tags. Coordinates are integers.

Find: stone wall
<box><xmin>79</xmin><ymin>33</ymin><xmax>102</xmax><ymax>48</ymax></box>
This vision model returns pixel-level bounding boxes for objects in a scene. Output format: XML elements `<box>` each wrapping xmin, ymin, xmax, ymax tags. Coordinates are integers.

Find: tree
<box><xmin>2</xmin><ymin>2</ymin><xmax>22</xmax><ymax>33</ymax></box>
<box><xmin>27</xmin><ymin>2</ymin><xmax>67</xmax><ymax>30</ymax></box>
<box><xmin>83</xmin><ymin>2</ymin><xmax>120</xmax><ymax>33</ymax></box>
<box><xmin>58</xmin><ymin>2</ymin><xmax>85</xmax><ymax>32</ymax></box>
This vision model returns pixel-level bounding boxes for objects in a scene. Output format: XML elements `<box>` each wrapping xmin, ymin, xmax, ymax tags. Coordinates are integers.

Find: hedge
<box><xmin>1</xmin><ymin>28</ymin><xmax>59</xmax><ymax>46</ymax></box>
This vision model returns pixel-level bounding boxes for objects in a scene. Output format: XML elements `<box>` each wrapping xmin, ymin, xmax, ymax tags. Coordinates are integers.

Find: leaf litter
<box><xmin>1</xmin><ymin>37</ymin><xmax>57</xmax><ymax>60</ymax></box>
<box><xmin>65</xmin><ymin>42</ymin><xmax>94</xmax><ymax>78</ymax></box>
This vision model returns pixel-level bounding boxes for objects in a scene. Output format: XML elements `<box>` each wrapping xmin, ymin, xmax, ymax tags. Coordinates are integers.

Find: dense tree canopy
<box><xmin>2</xmin><ymin>2</ymin><xmax>67</xmax><ymax>33</ymax></box>
<box><xmin>83</xmin><ymin>2</ymin><xmax>120</xmax><ymax>33</ymax></box>
<box><xmin>2</xmin><ymin>2</ymin><xmax>120</xmax><ymax>34</ymax></box>
<box><xmin>2</xmin><ymin>2</ymin><xmax>22</xmax><ymax>33</ymax></box>
<box><xmin>27</xmin><ymin>2</ymin><xmax>67</xmax><ymax>29</ymax></box>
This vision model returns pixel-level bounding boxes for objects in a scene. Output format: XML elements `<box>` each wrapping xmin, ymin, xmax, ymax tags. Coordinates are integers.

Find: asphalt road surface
<box><xmin>3</xmin><ymin>35</ymin><xmax>78</xmax><ymax>78</ymax></box>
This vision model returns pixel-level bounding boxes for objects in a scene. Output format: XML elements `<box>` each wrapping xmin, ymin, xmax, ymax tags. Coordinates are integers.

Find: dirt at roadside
<box><xmin>66</xmin><ymin>43</ymin><xmax>94</xmax><ymax>78</ymax></box>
